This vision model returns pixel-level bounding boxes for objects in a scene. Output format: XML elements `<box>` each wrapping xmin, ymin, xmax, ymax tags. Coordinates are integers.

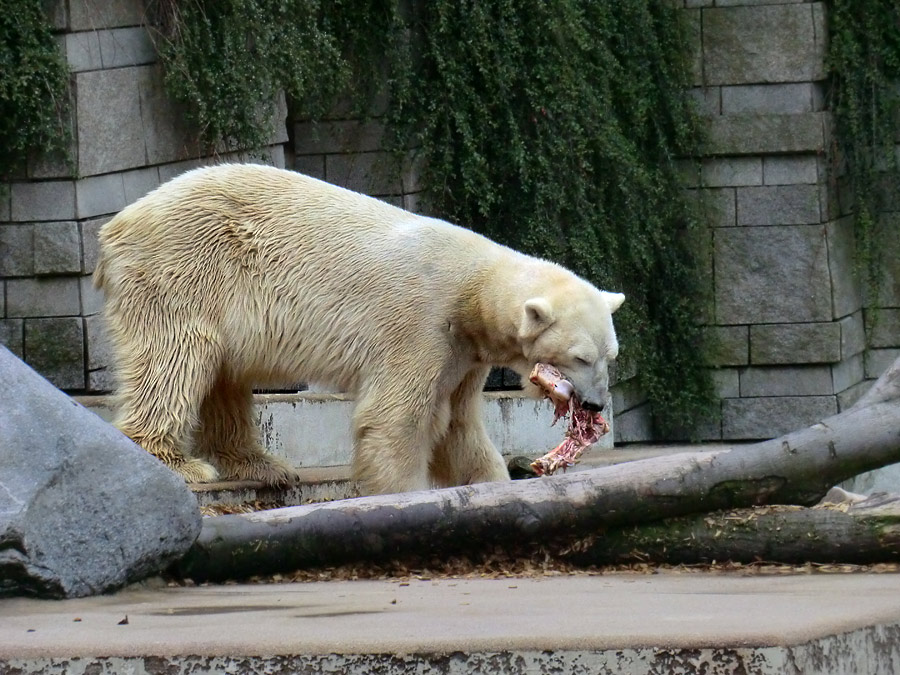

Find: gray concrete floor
<box><xmin>3</xmin><ymin>572</ymin><xmax>900</xmax><ymax>659</ymax></box>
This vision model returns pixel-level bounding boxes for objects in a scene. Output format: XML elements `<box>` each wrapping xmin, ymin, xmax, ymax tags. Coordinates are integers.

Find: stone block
<box><xmin>76</xmin><ymin>68</ymin><xmax>146</xmax><ymax>176</ymax></box>
<box><xmin>10</xmin><ymin>181</ymin><xmax>76</xmax><ymax>222</ymax></box>
<box><xmin>736</xmin><ymin>184</ymin><xmax>820</xmax><ymax>226</ymax></box>
<box><xmin>704</xmin><ymin>113</ymin><xmax>826</xmax><ymax>156</ymax></box>
<box><xmin>76</xmin><ymin>172</ymin><xmax>127</xmax><ymax>218</ymax></box>
<box><xmin>80</xmin><ymin>275</ymin><xmax>104</xmax><ymax>315</ymax></box>
<box><xmin>65</xmin><ymin>31</ymin><xmax>103</xmax><ymax>72</ymax></box>
<box><xmin>294</xmin><ymin>120</ymin><xmax>387</xmax><ymax>155</ymax></box>
<box><xmin>763</xmin><ymin>155</ymin><xmax>818</xmax><ymax>186</ymax></box>
<box><xmin>866</xmin><ymin>349</ymin><xmax>900</xmax><ymax>379</ymax></box>
<box><xmin>403</xmin><ymin>150</ymin><xmax>426</xmax><ymax>194</ymax></box>
<box><xmin>722</xmin><ymin>396</ymin><xmax>837</xmax><ymax>440</ymax></box>
<box><xmin>42</xmin><ymin>0</ymin><xmax>68</xmax><ymax>30</ymax></box>
<box><xmin>294</xmin><ymin>154</ymin><xmax>326</xmax><ymax>181</ymax></box>
<box><xmin>24</xmin><ymin>317</ymin><xmax>85</xmax><ymax>390</ymax></box>
<box><xmin>840</xmin><ymin>311</ymin><xmax>866</xmax><ymax>358</ymax></box>
<box><xmin>836</xmin><ymin>379</ymin><xmax>871</xmax><ymax>411</ymax></box>
<box><xmin>403</xmin><ymin>191</ymin><xmax>429</xmax><ymax>215</ymax></box>
<box><xmin>69</xmin><ymin>0</ymin><xmax>145</xmax><ymax>30</ymax></box>
<box><xmin>613</xmin><ymin>403</ymin><xmax>654</xmax><ymax>444</ymax></box>
<box><xmin>827</xmin><ymin>217</ymin><xmax>864</xmax><ymax>319</ymax></box>
<box><xmin>739</xmin><ymin>365</ymin><xmax>834</xmax><ymax>397</ymax></box>
<box><xmin>712</xmin><ymin>368</ymin><xmax>739</xmax><ymax>399</ymax></box>
<box><xmin>6</xmin><ymin>277</ymin><xmax>80</xmax><ymax>318</ymax></box>
<box><xmin>700</xmin><ymin>157</ymin><xmax>761</xmax><ymax>187</ymax></box>
<box><xmin>0</xmin><ymin>224</ymin><xmax>35</xmax><ymax>276</ymax></box>
<box><xmin>873</xmin><ymin>212</ymin><xmax>900</xmax><ymax>308</ymax></box>
<box><xmin>0</xmin><ymin>187</ymin><xmax>9</xmax><ymax>221</ymax></box>
<box><xmin>34</xmin><ymin>221</ymin><xmax>82</xmax><ymax>275</ymax></box>
<box><xmin>611</xmin><ymin>375</ymin><xmax>648</xmax><ymax>413</ymax></box>
<box><xmin>706</xmin><ymin>325</ymin><xmax>749</xmax><ymax>366</ymax></box>
<box><xmin>715</xmin><ymin>0</ymin><xmax>808</xmax><ymax>5</ymax></box>
<box><xmin>0</xmin><ymin>319</ymin><xmax>24</xmax><ymax>359</ymax></box>
<box><xmin>868</xmin><ymin>309</ymin><xmax>900</xmax><ymax>349</ymax></box>
<box><xmin>98</xmin><ymin>27</ymin><xmax>156</xmax><ymax>68</ymax></box>
<box><xmin>750</xmin><ymin>322</ymin><xmax>841</xmax><ymax>365</ymax></box>
<box><xmin>85</xmin><ymin>313</ymin><xmax>112</xmax><ymax>370</ymax></box>
<box><xmin>139</xmin><ymin>66</ymin><xmax>201</xmax><ymax>167</ymax></box>
<box><xmin>832</xmin><ymin>353</ymin><xmax>864</xmax><ymax>394</ymax></box>
<box><xmin>703</xmin><ymin>5</ymin><xmax>824</xmax><ymax>85</ymax></box>
<box><xmin>721</xmin><ymin>83</ymin><xmax>815</xmax><ymax>115</ymax></box>
<box><xmin>715</xmin><ymin>225</ymin><xmax>832</xmax><ymax>324</ymax></box>
<box><xmin>688</xmin><ymin>86</ymin><xmax>720</xmax><ymax>116</ymax></box>
<box><xmin>326</xmin><ymin>152</ymin><xmax>402</xmax><ymax>196</ymax></box>
<box><xmin>87</xmin><ymin>367</ymin><xmax>115</xmax><ymax>392</ymax></box>
<box><xmin>157</xmin><ymin>158</ymin><xmax>205</xmax><ymax>184</ymax></box>
<box><xmin>80</xmin><ymin>216</ymin><xmax>110</xmax><ymax>273</ymax></box>
<box><xmin>684</xmin><ymin>9</ymin><xmax>702</xmax><ymax>86</ymax></box>
<box><xmin>123</xmin><ymin>166</ymin><xmax>160</xmax><ymax>204</ymax></box>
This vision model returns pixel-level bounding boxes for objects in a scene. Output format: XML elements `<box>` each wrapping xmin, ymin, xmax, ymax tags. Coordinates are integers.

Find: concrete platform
<box><xmin>2</xmin><ymin>572</ymin><xmax>900</xmax><ymax>673</ymax></box>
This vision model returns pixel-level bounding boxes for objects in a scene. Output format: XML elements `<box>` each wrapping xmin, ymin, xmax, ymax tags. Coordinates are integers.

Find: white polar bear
<box><xmin>94</xmin><ymin>164</ymin><xmax>624</xmax><ymax>495</ymax></box>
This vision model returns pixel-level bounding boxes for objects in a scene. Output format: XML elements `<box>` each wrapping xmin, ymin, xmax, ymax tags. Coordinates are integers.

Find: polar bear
<box><xmin>94</xmin><ymin>164</ymin><xmax>624</xmax><ymax>495</ymax></box>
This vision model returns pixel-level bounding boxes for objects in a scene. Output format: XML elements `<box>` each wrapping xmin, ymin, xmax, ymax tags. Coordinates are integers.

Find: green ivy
<box><xmin>148</xmin><ymin>0</ymin><xmax>348</xmax><ymax>153</ymax></box>
<box><xmin>826</xmin><ymin>0</ymin><xmax>900</xmax><ymax>304</ymax></box>
<box><xmin>0</xmin><ymin>0</ymin><xmax>70</xmax><ymax>178</ymax></box>
<box><xmin>153</xmin><ymin>0</ymin><xmax>716</xmax><ymax>435</ymax></box>
<box><xmin>388</xmin><ymin>1</ymin><xmax>715</xmax><ymax>433</ymax></box>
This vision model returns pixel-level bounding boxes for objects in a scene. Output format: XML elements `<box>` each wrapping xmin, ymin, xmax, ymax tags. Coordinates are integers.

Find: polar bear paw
<box><xmin>215</xmin><ymin>452</ymin><xmax>300</xmax><ymax>487</ymax></box>
<box><xmin>170</xmin><ymin>457</ymin><xmax>221</xmax><ymax>484</ymax></box>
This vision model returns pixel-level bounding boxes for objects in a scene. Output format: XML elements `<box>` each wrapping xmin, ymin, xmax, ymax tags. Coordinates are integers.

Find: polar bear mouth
<box><xmin>528</xmin><ymin>363</ymin><xmax>609</xmax><ymax>476</ymax></box>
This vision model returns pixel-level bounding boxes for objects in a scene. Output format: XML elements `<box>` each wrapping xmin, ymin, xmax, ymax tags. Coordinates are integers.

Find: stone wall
<box><xmin>612</xmin><ymin>0</ymin><xmax>899</xmax><ymax>443</ymax></box>
<box><xmin>0</xmin><ymin>0</ymin><xmax>286</xmax><ymax>391</ymax></box>
<box><xmin>2</xmin><ymin>0</ymin><xmax>897</xmax><ymax>445</ymax></box>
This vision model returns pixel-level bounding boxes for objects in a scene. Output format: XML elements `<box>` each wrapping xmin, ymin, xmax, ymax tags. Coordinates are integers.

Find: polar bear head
<box><xmin>517</xmin><ymin>280</ymin><xmax>625</xmax><ymax>413</ymax></box>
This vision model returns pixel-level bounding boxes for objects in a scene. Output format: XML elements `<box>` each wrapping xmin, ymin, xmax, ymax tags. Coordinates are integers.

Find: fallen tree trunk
<box><xmin>562</xmin><ymin>493</ymin><xmax>900</xmax><ymax>567</ymax></box>
<box><xmin>175</xmin><ymin>357</ymin><xmax>900</xmax><ymax>582</ymax></box>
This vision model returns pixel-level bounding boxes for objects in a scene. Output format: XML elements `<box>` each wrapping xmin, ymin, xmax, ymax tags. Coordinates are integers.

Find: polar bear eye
<box><xmin>574</xmin><ymin>357</ymin><xmax>592</xmax><ymax>367</ymax></box>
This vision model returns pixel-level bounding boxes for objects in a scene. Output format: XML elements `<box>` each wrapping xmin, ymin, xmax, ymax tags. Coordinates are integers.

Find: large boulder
<box><xmin>0</xmin><ymin>346</ymin><xmax>201</xmax><ymax>598</ymax></box>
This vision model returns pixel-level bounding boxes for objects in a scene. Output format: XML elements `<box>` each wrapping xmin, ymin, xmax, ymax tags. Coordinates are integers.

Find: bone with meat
<box><xmin>528</xmin><ymin>363</ymin><xmax>610</xmax><ymax>476</ymax></box>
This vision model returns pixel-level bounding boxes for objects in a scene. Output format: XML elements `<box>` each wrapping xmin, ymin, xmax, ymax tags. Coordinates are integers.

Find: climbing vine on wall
<box><xmin>826</xmin><ymin>0</ymin><xmax>900</xmax><ymax>304</ymax></box>
<box><xmin>152</xmin><ymin>0</ymin><xmax>715</xmax><ymax>434</ymax></box>
<box><xmin>0</xmin><ymin>0</ymin><xmax>70</xmax><ymax>178</ymax></box>
<box><xmin>388</xmin><ymin>1</ymin><xmax>714</xmax><ymax>434</ymax></box>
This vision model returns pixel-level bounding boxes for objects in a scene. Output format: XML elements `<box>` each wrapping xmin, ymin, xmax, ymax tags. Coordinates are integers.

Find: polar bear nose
<box><xmin>581</xmin><ymin>399</ymin><xmax>605</xmax><ymax>413</ymax></box>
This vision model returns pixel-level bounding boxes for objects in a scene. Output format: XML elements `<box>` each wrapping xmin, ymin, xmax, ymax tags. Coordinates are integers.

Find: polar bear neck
<box><xmin>457</xmin><ymin>254</ymin><xmax>554</xmax><ymax>367</ymax></box>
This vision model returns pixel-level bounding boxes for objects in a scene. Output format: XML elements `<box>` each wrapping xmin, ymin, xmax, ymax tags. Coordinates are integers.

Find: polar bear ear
<box><xmin>520</xmin><ymin>297</ymin><xmax>555</xmax><ymax>339</ymax></box>
<box><xmin>603</xmin><ymin>291</ymin><xmax>625</xmax><ymax>314</ymax></box>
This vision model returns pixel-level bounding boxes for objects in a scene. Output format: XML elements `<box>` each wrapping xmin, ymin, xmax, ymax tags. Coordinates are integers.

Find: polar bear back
<box><xmin>95</xmin><ymin>164</ymin><xmax>514</xmax><ymax>390</ymax></box>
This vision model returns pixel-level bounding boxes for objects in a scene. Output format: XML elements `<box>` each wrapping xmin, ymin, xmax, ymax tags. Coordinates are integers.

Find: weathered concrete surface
<box><xmin>2</xmin><ymin>573</ymin><xmax>900</xmax><ymax>673</ymax></box>
<box><xmin>77</xmin><ymin>390</ymin><xmax>615</xmax><ymax>470</ymax></box>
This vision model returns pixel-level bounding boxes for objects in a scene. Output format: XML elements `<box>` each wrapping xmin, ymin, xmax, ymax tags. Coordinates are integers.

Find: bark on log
<box><xmin>176</xmin><ymin>357</ymin><xmax>900</xmax><ymax>582</ymax></box>
<box><xmin>562</xmin><ymin>493</ymin><xmax>900</xmax><ymax>566</ymax></box>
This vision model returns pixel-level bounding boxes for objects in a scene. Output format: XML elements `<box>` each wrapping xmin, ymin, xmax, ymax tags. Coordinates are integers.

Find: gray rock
<box><xmin>0</xmin><ymin>347</ymin><xmax>201</xmax><ymax>598</ymax></box>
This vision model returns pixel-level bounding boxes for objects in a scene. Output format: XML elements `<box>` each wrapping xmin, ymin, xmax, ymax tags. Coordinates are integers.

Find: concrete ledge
<box><xmin>77</xmin><ymin>390</ymin><xmax>615</xmax><ymax>471</ymax></box>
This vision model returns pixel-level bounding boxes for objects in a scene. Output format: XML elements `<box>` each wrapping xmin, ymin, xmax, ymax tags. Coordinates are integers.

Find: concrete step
<box><xmin>76</xmin><ymin>390</ymin><xmax>615</xmax><ymax>473</ymax></box>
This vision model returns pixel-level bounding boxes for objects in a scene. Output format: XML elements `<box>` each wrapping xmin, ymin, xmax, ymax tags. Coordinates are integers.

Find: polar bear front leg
<box><xmin>194</xmin><ymin>376</ymin><xmax>300</xmax><ymax>486</ymax></box>
<box><xmin>351</xmin><ymin>377</ymin><xmax>451</xmax><ymax>495</ymax></box>
<box><xmin>430</xmin><ymin>367</ymin><xmax>510</xmax><ymax>488</ymax></box>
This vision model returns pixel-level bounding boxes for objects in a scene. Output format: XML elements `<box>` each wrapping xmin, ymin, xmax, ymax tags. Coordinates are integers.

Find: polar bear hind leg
<box><xmin>195</xmin><ymin>375</ymin><xmax>300</xmax><ymax>486</ymax></box>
